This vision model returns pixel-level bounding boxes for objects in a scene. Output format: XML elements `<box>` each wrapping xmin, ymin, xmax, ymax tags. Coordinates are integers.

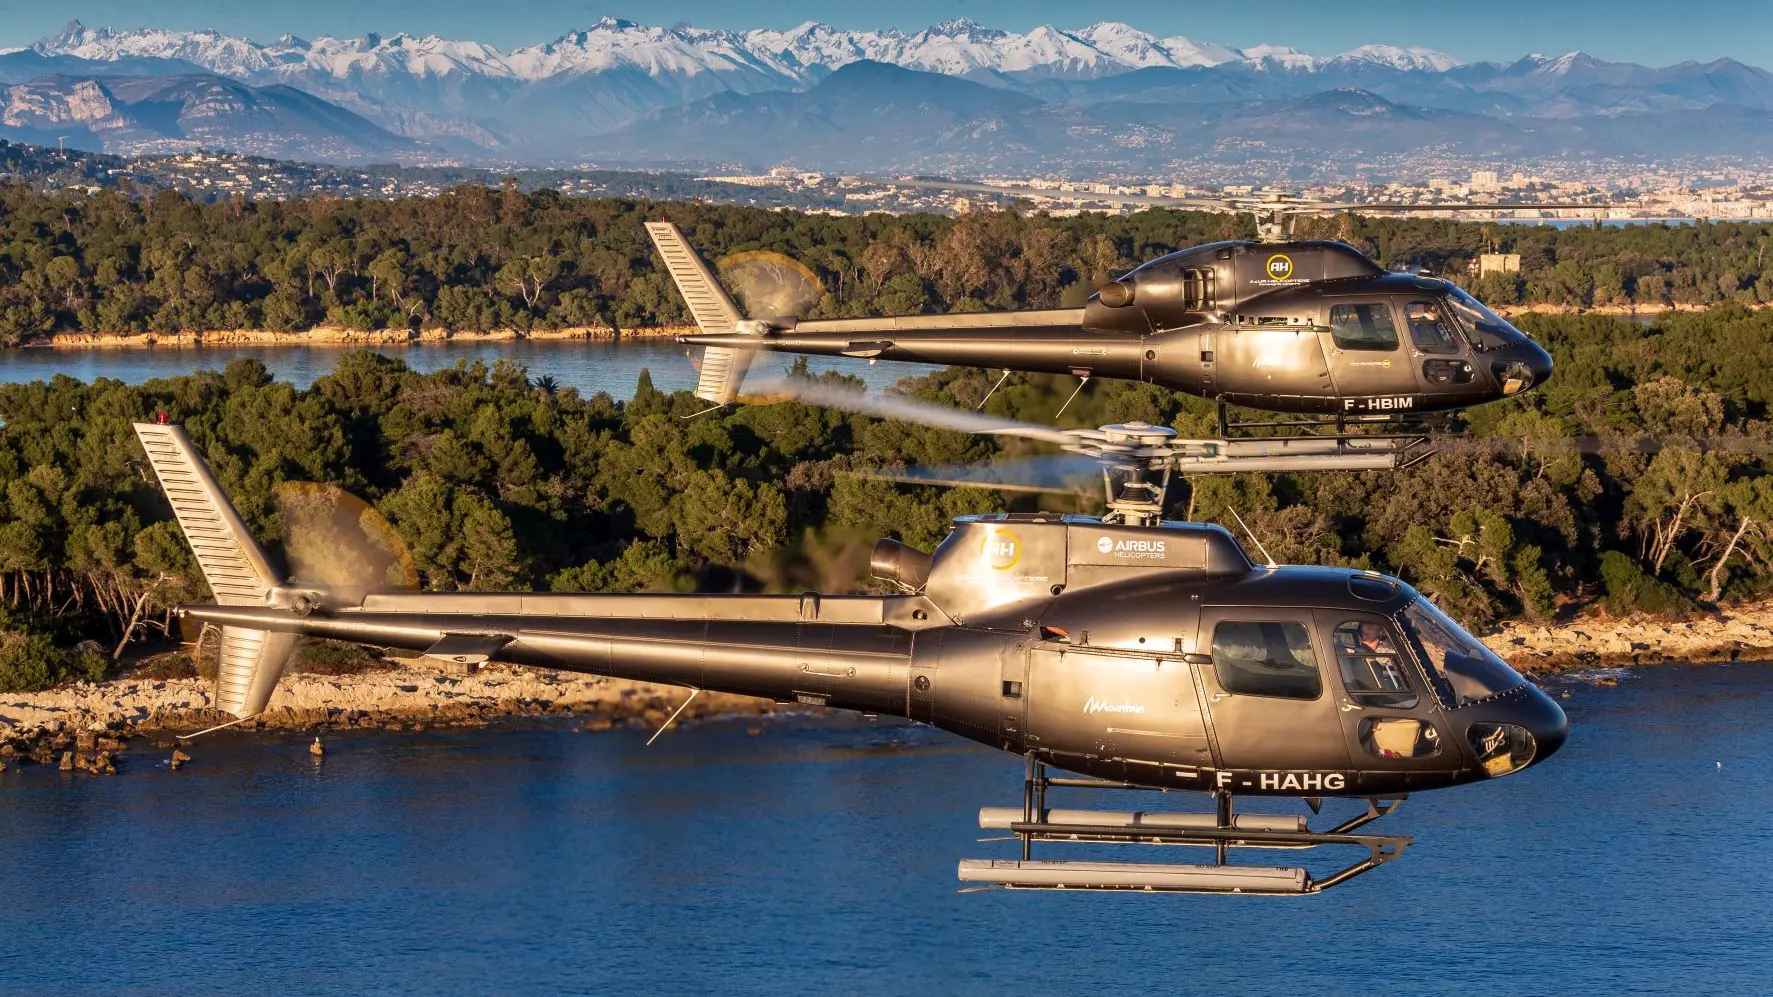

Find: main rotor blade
<box><xmin>848</xmin><ymin>453</ymin><xmax>1106</xmax><ymax>494</ymax></box>
<box><xmin>751</xmin><ymin>379</ymin><xmax>1081</xmax><ymax>445</ymax></box>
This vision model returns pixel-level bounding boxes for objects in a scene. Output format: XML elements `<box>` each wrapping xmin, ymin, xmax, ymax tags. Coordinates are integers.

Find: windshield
<box><xmin>1446</xmin><ymin>287</ymin><xmax>1529</xmax><ymax>345</ymax></box>
<box><xmin>1397</xmin><ymin>598</ymin><xmax>1529</xmax><ymax>709</ymax></box>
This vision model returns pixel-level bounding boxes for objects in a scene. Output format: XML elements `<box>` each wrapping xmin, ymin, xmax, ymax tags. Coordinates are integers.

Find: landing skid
<box><xmin>958</xmin><ymin>756</ymin><xmax>1410</xmax><ymax>895</ymax></box>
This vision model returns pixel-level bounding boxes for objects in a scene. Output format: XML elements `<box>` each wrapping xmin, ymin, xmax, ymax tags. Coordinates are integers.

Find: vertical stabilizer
<box><xmin>133</xmin><ymin>423</ymin><xmax>295</xmax><ymax>717</ymax></box>
<box><xmin>645</xmin><ymin>220</ymin><xmax>756</xmax><ymax>404</ymax></box>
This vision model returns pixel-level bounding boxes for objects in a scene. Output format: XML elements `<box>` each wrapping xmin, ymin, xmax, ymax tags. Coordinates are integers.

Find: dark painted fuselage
<box><xmin>683</xmin><ymin>240</ymin><xmax>1554</xmax><ymax>416</ymax></box>
<box><xmin>189</xmin><ymin>514</ymin><xmax>1567</xmax><ymax>800</ymax></box>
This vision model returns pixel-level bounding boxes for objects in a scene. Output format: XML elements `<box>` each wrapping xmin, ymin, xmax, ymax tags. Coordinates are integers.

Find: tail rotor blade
<box><xmin>717</xmin><ymin>250</ymin><xmax>824</xmax><ymax>320</ymax></box>
<box><xmin>273</xmin><ymin>481</ymin><xmax>419</xmax><ymax>602</ymax></box>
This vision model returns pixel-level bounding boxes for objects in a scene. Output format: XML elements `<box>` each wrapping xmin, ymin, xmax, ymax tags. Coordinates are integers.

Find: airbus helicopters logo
<box><xmin>981</xmin><ymin>528</ymin><xmax>1021</xmax><ymax>570</ymax></box>
<box><xmin>1096</xmin><ymin>535</ymin><xmax>1168</xmax><ymax>559</ymax></box>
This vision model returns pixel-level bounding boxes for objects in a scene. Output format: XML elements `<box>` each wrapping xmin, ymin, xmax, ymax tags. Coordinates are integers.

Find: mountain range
<box><xmin>1</xmin><ymin>18</ymin><xmax>1771</xmax><ymax>169</ymax></box>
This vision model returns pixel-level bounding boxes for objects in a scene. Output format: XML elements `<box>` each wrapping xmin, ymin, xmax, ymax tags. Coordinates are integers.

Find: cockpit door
<box><xmin>1196</xmin><ymin>608</ymin><xmax>1351</xmax><ymax>775</ymax></box>
<box><xmin>1402</xmin><ymin>300</ymin><xmax>1482</xmax><ymax>402</ymax></box>
<box><xmin>1321</xmin><ymin>298</ymin><xmax>1411</xmax><ymax>416</ymax></box>
<box><xmin>1313</xmin><ymin>609</ymin><xmax>1458</xmax><ymax>784</ymax></box>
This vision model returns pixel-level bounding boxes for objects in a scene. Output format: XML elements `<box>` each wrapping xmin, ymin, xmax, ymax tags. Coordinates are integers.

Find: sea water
<box><xmin>2</xmin><ymin>664</ymin><xmax>1770</xmax><ymax>996</ymax></box>
<box><xmin>0</xmin><ymin>339</ymin><xmax>933</xmax><ymax>398</ymax></box>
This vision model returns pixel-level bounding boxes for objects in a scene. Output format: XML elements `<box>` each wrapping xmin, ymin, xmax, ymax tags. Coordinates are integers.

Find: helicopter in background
<box><xmin>649</xmin><ymin>192</ymin><xmax>1557</xmax><ymax>437</ymax></box>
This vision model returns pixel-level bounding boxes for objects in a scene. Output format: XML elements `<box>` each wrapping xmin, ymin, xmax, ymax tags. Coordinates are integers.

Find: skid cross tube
<box><xmin>996</xmin><ymin>821</ymin><xmax>1411</xmax><ymax>895</ymax></box>
<box><xmin>986</xmin><ymin>756</ymin><xmax>1413</xmax><ymax>895</ymax></box>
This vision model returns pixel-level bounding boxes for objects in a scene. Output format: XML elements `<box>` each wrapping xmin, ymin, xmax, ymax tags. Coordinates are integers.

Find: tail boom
<box><xmin>181</xmin><ymin>599</ymin><xmax>916</xmax><ymax>716</ymax></box>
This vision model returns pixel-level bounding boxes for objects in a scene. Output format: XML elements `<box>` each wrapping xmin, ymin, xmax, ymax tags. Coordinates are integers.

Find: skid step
<box><xmin>979</xmin><ymin>807</ymin><xmax>1303</xmax><ymax>833</ymax></box>
<box><xmin>959</xmin><ymin>859</ymin><xmax>1309</xmax><ymax>895</ymax></box>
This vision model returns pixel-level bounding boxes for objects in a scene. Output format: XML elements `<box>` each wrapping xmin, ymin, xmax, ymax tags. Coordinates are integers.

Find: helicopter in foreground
<box><xmin>133</xmin><ymin>387</ymin><xmax>1567</xmax><ymax>895</ymax></box>
<box><xmin>649</xmin><ymin>195</ymin><xmax>1556</xmax><ymax>435</ymax></box>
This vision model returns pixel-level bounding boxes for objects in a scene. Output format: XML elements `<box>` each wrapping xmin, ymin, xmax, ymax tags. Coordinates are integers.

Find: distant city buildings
<box><xmin>10</xmin><ymin>143</ymin><xmax>1773</xmax><ymax>222</ymax></box>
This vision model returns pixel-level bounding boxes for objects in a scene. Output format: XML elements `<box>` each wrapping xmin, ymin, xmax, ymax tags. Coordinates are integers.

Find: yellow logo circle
<box><xmin>1265</xmin><ymin>254</ymin><xmax>1295</xmax><ymax>281</ymax></box>
<box><xmin>981</xmin><ymin>528</ymin><xmax>1021</xmax><ymax>570</ymax></box>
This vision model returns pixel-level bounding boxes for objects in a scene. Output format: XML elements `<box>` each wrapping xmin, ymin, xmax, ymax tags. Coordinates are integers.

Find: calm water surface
<box><xmin>2</xmin><ymin>664</ymin><xmax>1770</xmax><ymax>996</ymax></box>
<box><xmin>0</xmin><ymin>340</ymin><xmax>934</xmax><ymax>397</ymax></box>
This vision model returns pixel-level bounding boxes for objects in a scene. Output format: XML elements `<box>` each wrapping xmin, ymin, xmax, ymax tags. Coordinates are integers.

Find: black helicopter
<box><xmin>133</xmin><ymin>383</ymin><xmax>1567</xmax><ymax>895</ymax></box>
<box><xmin>652</xmin><ymin>196</ymin><xmax>1556</xmax><ymax>434</ymax></box>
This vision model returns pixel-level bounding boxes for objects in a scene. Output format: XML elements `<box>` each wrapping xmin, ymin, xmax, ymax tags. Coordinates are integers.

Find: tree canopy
<box><xmin>4</xmin><ymin>183</ymin><xmax>1773</xmax><ymax>346</ymax></box>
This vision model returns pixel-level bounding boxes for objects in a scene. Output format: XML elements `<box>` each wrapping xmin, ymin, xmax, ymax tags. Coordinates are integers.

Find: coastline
<box><xmin>0</xmin><ymin>658</ymin><xmax>777</xmax><ymax>773</ymax></box>
<box><xmin>18</xmin><ymin>325</ymin><xmax>697</xmax><ymax>350</ymax></box>
<box><xmin>4</xmin><ymin>601</ymin><xmax>1771</xmax><ymax>774</ymax></box>
<box><xmin>1486</xmin><ymin>600</ymin><xmax>1773</xmax><ymax>673</ymax></box>
<box><xmin>11</xmin><ymin>302</ymin><xmax>1765</xmax><ymax>350</ymax></box>
<box><xmin>1493</xmin><ymin>301</ymin><xmax>1764</xmax><ymax>318</ymax></box>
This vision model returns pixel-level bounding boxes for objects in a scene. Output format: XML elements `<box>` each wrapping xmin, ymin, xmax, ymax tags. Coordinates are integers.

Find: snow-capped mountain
<box><xmin>29</xmin><ymin>18</ymin><xmax>1460</xmax><ymax>85</ymax></box>
<box><xmin>10</xmin><ymin>18</ymin><xmax>1772</xmax><ymax>166</ymax></box>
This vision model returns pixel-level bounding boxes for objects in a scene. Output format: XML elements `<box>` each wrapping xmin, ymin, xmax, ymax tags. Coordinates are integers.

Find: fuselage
<box><xmin>188</xmin><ymin>514</ymin><xmax>1566</xmax><ymax>799</ymax></box>
<box><xmin>683</xmin><ymin>240</ymin><xmax>1554</xmax><ymax>416</ymax></box>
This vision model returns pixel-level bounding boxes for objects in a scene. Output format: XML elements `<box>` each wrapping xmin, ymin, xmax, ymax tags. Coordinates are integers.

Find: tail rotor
<box><xmin>646</xmin><ymin>221</ymin><xmax>823</xmax><ymax>406</ymax></box>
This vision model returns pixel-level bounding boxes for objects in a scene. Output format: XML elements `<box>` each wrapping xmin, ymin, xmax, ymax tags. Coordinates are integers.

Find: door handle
<box><xmin>1208</xmin><ymin>693</ymin><xmax>1228</xmax><ymax>703</ymax></box>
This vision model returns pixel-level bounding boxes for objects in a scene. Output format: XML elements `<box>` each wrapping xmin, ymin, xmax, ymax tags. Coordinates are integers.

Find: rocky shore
<box><xmin>1484</xmin><ymin>600</ymin><xmax>1773</xmax><ymax>673</ymax></box>
<box><xmin>1495</xmin><ymin>301</ymin><xmax>1766</xmax><ymax>318</ymax></box>
<box><xmin>4</xmin><ymin>601</ymin><xmax>1771</xmax><ymax>776</ymax></box>
<box><xmin>0</xmin><ymin>658</ymin><xmax>774</xmax><ymax>775</ymax></box>
<box><xmin>25</xmin><ymin>325</ymin><xmax>695</xmax><ymax>349</ymax></box>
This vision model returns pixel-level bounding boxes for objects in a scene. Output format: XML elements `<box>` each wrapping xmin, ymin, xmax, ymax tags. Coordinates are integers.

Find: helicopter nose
<box><xmin>1492</xmin><ymin>341</ymin><xmax>1553</xmax><ymax>396</ymax></box>
<box><xmin>1522</xmin><ymin>683</ymin><xmax>1569</xmax><ymax>765</ymax></box>
<box><xmin>1525</xmin><ymin>341</ymin><xmax>1554</xmax><ymax>390</ymax></box>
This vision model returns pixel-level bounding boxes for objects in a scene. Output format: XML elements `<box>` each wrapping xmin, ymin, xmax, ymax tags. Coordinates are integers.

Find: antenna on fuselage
<box><xmin>1225</xmin><ymin>506</ymin><xmax>1277</xmax><ymax>569</ymax></box>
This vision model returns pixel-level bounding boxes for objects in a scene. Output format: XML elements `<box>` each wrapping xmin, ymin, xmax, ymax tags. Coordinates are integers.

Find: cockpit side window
<box><xmin>1404</xmin><ymin>301</ymin><xmax>1462</xmax><ymax>355</ymax></box>
<box><xmin>1331</xmin><ymin>620</ymin><xmax>1418</xmax><ymax>709</ymax></box>
<box><xmin>1328</xmin><ymin>302</ymin><xmax>1399</xmax><ymax>351</ymax></box>
<box><xmin>1398</xmin><ymin>599</ymin><xmax>1530</xmax><ymax>709</ymax></box>
<box><xmin>1211</xmin><ymin>620</ymin><xmax>1322</xmax><ymax>700</ymax></box>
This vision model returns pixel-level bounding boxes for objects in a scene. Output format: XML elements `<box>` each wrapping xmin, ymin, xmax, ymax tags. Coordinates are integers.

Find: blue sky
<box><xmin>3</xmin><ymin>1</ymin><xmax>1770</xmax><ymax>67</ymax></box>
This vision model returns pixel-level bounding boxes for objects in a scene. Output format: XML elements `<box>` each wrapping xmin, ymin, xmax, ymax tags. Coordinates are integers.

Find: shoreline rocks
<box><xmin>1483</xmin><ymin>600</ymin><xmax>1773</xmax><ymax>673</ymax></box>
<box><xmin>0</xmin><ymin>661</ymin><xmax>778</xmax><ymax>775</ymax></box>
<box><xmin>21</xmin><ymin>325</ymin><xmax>695</xmax><ymax>350</ymax></box>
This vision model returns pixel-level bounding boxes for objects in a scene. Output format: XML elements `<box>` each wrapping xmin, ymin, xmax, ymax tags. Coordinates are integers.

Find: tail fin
<box><xmin>645</xmin><ymin>220</ymin><xmax>756</xmax><ymax>405</ymax></box>
<box><xmin>133</xmin><ymin>423</ymin><xmax>296</xmax><ymax>718</ymax></box>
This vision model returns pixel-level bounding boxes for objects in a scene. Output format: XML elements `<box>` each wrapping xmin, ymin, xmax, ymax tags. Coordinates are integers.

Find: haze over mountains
<box><xmin>2</xmin><ymin>18</ymin><xmax>1771</xmax><ymax>171</ymax></box>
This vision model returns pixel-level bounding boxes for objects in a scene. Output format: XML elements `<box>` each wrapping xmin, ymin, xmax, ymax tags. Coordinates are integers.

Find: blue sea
<box><xmin>1</xmin><ymin>338</ymin><xmax>931</xmax><ymax>397</ymax></box>
<box><xmin>2</xmin><ymin>664</ymin><xmax>1770</xmax><ymax>996</ymax></box>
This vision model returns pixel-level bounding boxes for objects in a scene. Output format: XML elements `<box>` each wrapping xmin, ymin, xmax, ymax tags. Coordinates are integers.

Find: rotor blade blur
<box><xmin>717</xmin><ymin>251</ymin><xmax>824</xmax><ymax>320</ymax></box>
<box><xmin>751</xmin><ymin>379</ymin><xmax>1079</xmax><ymax>445</ymax></box>
<box><xmin>274</xmin><ymin>481</ymin><xmax>419</xmax><ymax>600</ymax></box>
<box><xmin>849</xmin><ymin>453</ymin><xmax>1105</xmax><ymax>494</ymax></box>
